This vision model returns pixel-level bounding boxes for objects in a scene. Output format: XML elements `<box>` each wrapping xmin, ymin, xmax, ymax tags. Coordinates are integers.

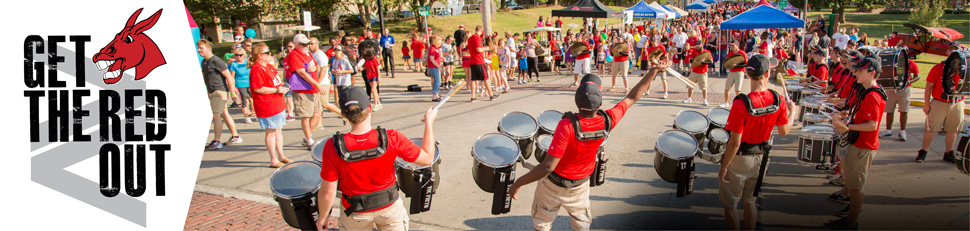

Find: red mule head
<box><xmin>92</xmin><ymin>8</ymin><xmax>167</xmax><ymax>84</ymax></box>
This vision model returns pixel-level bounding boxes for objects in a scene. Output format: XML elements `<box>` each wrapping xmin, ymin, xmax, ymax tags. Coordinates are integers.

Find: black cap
<box><xmin>575</xmin><ymin>74</ymin><xmax>602</xmax><ymax>112</ymax></box>
<box><xmin>851</xmin><ymin>57</ymin><xmax>882</xmax><ymax>72</ymax></box>
<box><xmin>811</xmin><ymin>45</ymin><xmax>824</xmax><ymax>56</ymax></box>
<box><xmin>745</xmin><ymin>54</ymin><xmax>774</xmax><ymax>77</ymax></box>
<box><xmin>338</xmin><ymin>86</ymin><xmax>372</xmax><ymax>115</ymax></box>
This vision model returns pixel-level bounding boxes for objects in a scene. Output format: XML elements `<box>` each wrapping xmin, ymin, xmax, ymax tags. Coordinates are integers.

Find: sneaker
<box><xmin>570</xmin><ymin>82</ymin><xmax>579</xmax><ymax>86</ymax></box>
<box><xmin>662</xmin><ymin>93</ymin><xmax>669</xmax><ymax>99</ymax></box>
<box><xmin>826</xmin><ymin>174</ymin><xmax>841</xmax><ymax>179</ymax></box>
<box><xmin>879</xmin><ymin>130</ymin><xmax>893</xmax><ymax>137</ymax></box>
<box><xmin>682</xmin><ymin>98</ymin><xmax>693</xmax><ymax>104</ymax></box>
<box><xmin>301</xmin><ymin>138</ymin><xmax>311</xmax><ymax>147</ymax></box>
<box><xmin>916</xmin><ymin>149</ymin><xmax>927</xmax><ymax>163</ymax></box>
<box><xmin>836</xmin><ymin>205</ymin><xmax>850</xmax><ymax>217</ymax></box>
<box><xmin>944</xmin><ymin>150</ymin><xmax>957</xmax><ymax>163</ymax></box>
<box><xmin>286</xmin><ymin>116</ymin><xmax>295</xmax><ymax>121</ymax></box>
<box><xmin>719</xmin><ymin>102</ymin><xmax>731</xmax><ymax>108</ymax></box>
<box><xmin>536</xmin><ymin>77</ymin><xmax>541</xmax><ymax>82</ymax></box>
<box><xmin>245</xmin><ymin>117</ymin><xmax>253</xmax><ymax>124</ymax></box>
<box><xmin>828</xmin><ymin>190</ymin><xmax>850</xmax><ymax>204</ymax></box>
<box><xmin>490</xmin><ymin>95</ymin><xmax>501</xmax><ymax>101</ymax></box>
<box><xmin>205</xmin><ymin>140</ymin><xmax>223</xmax><ymax>150</ymax></box>
<box><xmin>824</xmin><ymin>217</ymin><xmax>859</xmax><ymax>230</ymax></box>
<box><xmin>373</xmin><ymin>104</ymin><xmax>383</xmax><ymax>111</ymax></box>
<box><xmin>898</xmin><ymin>130</ymin><xmax>907</xmax><ymax>141</ymax></box>
<box><xmin>645</xmin><ymin>90</ymin><xmax>651</xmax><ymax>96</ymax></box>
<box><xmin>303</xmin><ymin>138</ymin><xmax>315</xmax><ymax>150</ymax></box>
<box><xmin>702</xmin><ymin>100</ymin><xmax>710</xmax><ymax>106</ymax></box>
<box><xmin>227</xmin><ymin>136</ymin><xmax>243</xmax><ymax>144</ymax></box>
<box><xmin>829</xmin><ymin>177</ymin><xmax>846</xmax><ymax>186</ymax></box>
<box><xmin>470</xmin><ymin>97</ymin><xmax>479</xmax><ymax>102</ymax></box>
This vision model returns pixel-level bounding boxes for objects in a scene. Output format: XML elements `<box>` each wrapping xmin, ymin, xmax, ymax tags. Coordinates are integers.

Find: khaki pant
<box><xmin>208</xmin><ymin>90</ymin><xmax>228</xmax><ymax>115</ymax></box>
<box><xmin>688</xmin><ymin>72</ymin><xmax>708</xmax><ymax>90</ymax></box>
<box><xmin>725</xmin><ymin>71</ymin><xmax>744</xmax><ymax>92</ymax></box>
<box><xmin>611</xmin><ymin>60</ymin><xmax>629</xmax><ymax>77</ymax></box>
<box><xmin>339</xmin><ymin>198</ymin><xmax>409</xmax><ymax>231</ymax></box>
<box><xmin>293</xmin><ymin>92</ymin><xmax>321</xmax><ymax>118</ymax></box>
<box><xmin>532</xmin><ymin>177</ymin><xmax>592</xmax><ymax>231</ymax></box>
<box><xmin>926</xmin><ymin>99</ymin><xmax>965</xmax><ymax>132</ymax></box>
<box><xmin>719</xmin><ymin>154</ymin><xmax>762</xmax><ymax>209</ymax></box>
<box><xmin>885</xmin><ymin>87</ymin><xmax>911</xmax><ymax>113</ymax></box>
<box><xmin>843</xmin><ymin>145</ymin><xmax>876</xmax><ymax>191</ymax></box>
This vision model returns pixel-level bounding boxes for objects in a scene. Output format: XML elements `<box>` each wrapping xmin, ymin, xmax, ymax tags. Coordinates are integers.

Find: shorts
<box><xmin>843</xmin><ymin>145</ymin><xmax>876</xmax><ymax>190</ymax></box>
<box><xmin>574</xmin><ymin>58</ymin><xmax>591</xmax><ymax>75</ymax></box>
<box><xmin>403</xmin><ymin>55</ymin><xmax>411</xmax><ymax>59</ymax></box>
<box><xmin>339</xmin><ymin>198</ymin><xmax>409</xmax><ymax>231</ymax></box>
<box><xmin>926</xmin><ymin>99</ymin><xmax>965</xmax><ymax>132</ymax></box>
<box><xmin>258</xmin><ymin>110</ymin><xmax>287</xmax><ymax>129</ymax></box>
<box><xmin>237</xmin><ymin>87</ymin><xmax>251</xmax><ymax>108</ymax></box>
<box><xmin>469</xmin><ymin>64</ymin><xmax>487</xmax><ymax>81</ymax></box>
<box><xmin>885</xmin><ymin>87</ymin><xmax>911</xmax><ymax>113</ymax></box>
<box><xmin>208</xmin><ymin>90</ymin><xmax>228</xmax><ymax>115</ymax></box>
<box><xmin>293</xmin><ymin>92</ymin><xmax>321</xmax><ymax>118</ymax></box>
<box><xmin>657</xmin><ymin>71</ymin><xmax>667</xmax><ymax>80</ymax></box>
<box><xmin>726</xmin><ymin>71</ymin><xmax>744</xmax><ymax>92</ymax></box>
<box><xmin>718</xmin><ymin>154</ymin><xmax>762</xmax><ymax>208</ymax></box>
<box><xmin>611</xmin><ymin>60</ymin><xmax>629</xmax><ymax>77</ymax></box>
<box><xmin>413</xmin><ymin>57</ymin><xmax>422</xmax><ymax>63</ymax></box>
<box><xmin>639</xmin><ymin>60</ymin><xmax>651</xmax><ymax>71</ymax></box>
<box><xmin>596</xmin><ymin>60</ymin><xmax>605</xmax><ymax>65</ymax></box>
<box><xmin>688</xmin><ymin>72</ymin><xmax>709</xmax><ymax>90</ymax></box>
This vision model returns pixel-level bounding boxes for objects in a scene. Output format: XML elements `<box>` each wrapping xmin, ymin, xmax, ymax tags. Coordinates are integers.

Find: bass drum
<box><xmin>270</xmin><ymin>161</ymin><xmax>322</xmax><ymax>229</ymax></box>
<box><xmin>654</xmin><ymin>130</ymin><xmax>697</xmax><ymax>197</ymax></box>
<box><xmin>942</xmin><ymin>50</ymin><xmax>970</xmax><ymax>96</ymax></box>
<box><xmin>876</xmin><ymin>47</ymin><xmax>910</xmax><ymax>90</ymax></box>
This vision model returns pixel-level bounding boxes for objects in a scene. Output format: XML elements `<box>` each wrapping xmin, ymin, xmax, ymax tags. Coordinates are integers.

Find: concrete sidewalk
<box><xmin>188</xmin><ymin>67</ymin><xmax>969</xmax><ymax>230</ymax></box>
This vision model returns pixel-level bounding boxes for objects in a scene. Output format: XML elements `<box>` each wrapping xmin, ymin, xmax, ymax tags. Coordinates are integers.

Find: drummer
<box><xmin>641</xmin><ymin>37</ymin><xmax>670</xmax><ymax>99</ymax></box>
<box><xmin>507</xmin><ymin>71</ymin><xmax>659</xmax><ymax>230</ymax></box>
<box><xmin>722</xmin><ymin>42</ymin><xmax>747</xmax><ymax>108</ymax></box>
<box><xmin>881</xmin><ymin>54</ymin><xmax>920</xmax><ymax>141</ymax></box>
<box><xmin>917</xmin><ymin>47</ymin><xmax>963</xmax><ymax>163</ymax></box>
<box><xmin>802</xmin><ymin>46</ymin><xmax>828</xmax><ymax>88</ymax></box>
<box><xmin>314</xmin><ymin>86</ymin><xmax>438</xmax><ymax>230</ymax></box>
<box><xmin>684</xmin><ymin>43</ymin><xmax>713</xmax><ymax>106</ymax></box>
<box><xmin>718</xmin><ymin>54</ymin><xmax>796</xmax><ymax>230</ymax></box>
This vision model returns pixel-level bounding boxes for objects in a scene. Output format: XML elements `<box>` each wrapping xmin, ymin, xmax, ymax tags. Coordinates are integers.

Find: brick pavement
<box><xmin>184</xmin><ymin>192</ymin><xmax>338</xmax><ymax>230</ymax></box>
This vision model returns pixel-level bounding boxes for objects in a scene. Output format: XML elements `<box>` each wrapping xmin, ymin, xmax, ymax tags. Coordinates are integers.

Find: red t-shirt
<box><xmin>758</xmin><ymin>41</ymin><xmax>768</xmax><ymax>55</ymax></box>
<box><xmin>364</xmin><ymin>57</ymin><xmax>380</xmax><ymax>79</ymax></box>
<box><xmin>906</xmin><ymin>59</ymin><xmax>919</xmax><ymax>87</ymax></box>
<box><xmin>724</xmin><ymin>90</ymin><xmax>790</xmax><ymax>144</ymax></box>
<box><xmin>576</xmin><ymin>41</ymin><xmax>592</xmax><ymax>60</ymax></box>
<box><xmin>838</xmin><ymin>73</ymin><xmax>858</xmax><ymax>99</ymax></box>
<box><xmin>689</xmin><ymin>48</ymin><xmax>709</xmax><ymax>74</ymax></box>
<box><xmin>467</xmin><ymin>34</ymin><xmax>485</xmax><ymax>65</ymax></box>
<box><xmin>728</xmin><ymin>50</ymin><xmax>747</xmax><ymax>72</ymax></box>
<box><xmin>686</xmin><ymin>36</ymin><xmax>699</xmax><ymax>48</ymax></box>
<box><xmin>401</xmin><ymin>46</ymin><xmax>410</xmax><ymax>57</ymax></box>
<box><xmin>410</xmin><ymin>41</ymin><xmax>425</xmax><ymax>59</ymax></box>
<box><xmin>285</xmin><ymin>50</ymin><xmax>319</xmax><ymax>94</ymax></box>
<box><xmin>927</xmin><ymin>62</ymin><xmax>965</xmax><ymax>102</ymax></box>
<box><xmin>547</xmin><ymin>101</ymin><xmax>629</xmax><ymax>180</ymax></box>
<box><xmin>852</xmin><ymin>90</ymin><xmax>885</xmax><ymax>150</ymax></box>
<box><xmin>813</xmin><ymin>65</ymin><xmax>829</xmax><ymax>87</ymax></box>
<box><xmin>888</xmin><ymin>36</ymin><xmax>901</xmax><ymax>46</ymax></box>
<box><xmin>319</xmin><ymin>129</ymin><xmax>422</xmax><ymax>212</ymax></box>
<box><xmin>427</xmin><ymin>46</ymin><xmax>441</xmax><ymax>68</ymax></box>
<box><xmin>614</xmin><ymin>45</ymin><xmax>630</xmax><ymax>62</ymax></box>
<box><xmin>248</xmin><ymin>62</ymin><xmax>286</xmax><ymax>118</ymax></box>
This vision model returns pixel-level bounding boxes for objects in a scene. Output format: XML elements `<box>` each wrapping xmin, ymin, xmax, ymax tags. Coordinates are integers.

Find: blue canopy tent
<box><xmin>623</xmin><ymin>0</ymin><xmax>669</xmax><ymax>18</ymax></box>
<box><xmin>659</xmin><ymin>4</ymin><xmax>682</xmax><ymax>18</ymax></box>
<box><xmin>685</xmin><ymin>1</ymin><xmax>710</xmax><ymax>10</ymax></box>
<box><xmin>719</xmin><ymin>5</ymin><xmax>804</xmax><ymax>29</ymax></box>
<box><xmin>703</xmin><ymin>0</ymin><xmax>718</xmax><ymax>4</ymax></box>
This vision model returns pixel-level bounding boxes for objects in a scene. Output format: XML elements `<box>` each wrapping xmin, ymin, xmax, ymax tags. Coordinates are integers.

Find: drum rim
<box><xmin>535</xmin><ymin>134</ymin><xmax>553</xmax><ymax>151</ymax></box>
<box><xmin>707</xmin><ymin>107</ymin><xmax>730</xmax><ymax>127</ymax></box>
<box><xmin>472</xmin><ymin>132</ymin><xmax>521</xmax><ymax>168</ymax></box>
<box><xmin>269</xmin><ymin>160</ymin><xmax>323</xmax><ymax>199</ymax></box>
<box><xmin>310</xmin><ymin>137</ymin><xmax>333</xmax><ymax>163</ymax></box>
<box><xmin>396</xmin><ymin>138</ymin><xmax>441</xmax><ymax>170</ymax></box>
<box><xmin>786</xmin><ymin>85</ymin><xmax>804</xmax><ymax>90</ymax></box>
<box><xmin>655</xmin><ymin>129</ymin><xmax>699</xmax><ymax>159</ymax></box>
<box><xmin>707</xmin><ymin>128</ymin><xmax>729</xmax><ymax>143</ymax></box>
<box><xmin>499</xmin><ymin>111</ymin><xmax>539</xmax><ymax>139</ymax></box>
<box><xmin>803</xmin><ymin>113</ymin><xmax>829</xmax><ymax>123</ymax></box>
<box><xmin>537</xmin><ymin>110</ymin><xmax>563</xmax><ymax>132</ymax></box>
<box><xmin>674</xmin><ymin>110</ymin><xmax>710</xmax><ymax>134</ymax></box>
<box><xmin>799</xmin><ymin>125</ymin><xmax>837</xmax><ymax>140</ymax></box>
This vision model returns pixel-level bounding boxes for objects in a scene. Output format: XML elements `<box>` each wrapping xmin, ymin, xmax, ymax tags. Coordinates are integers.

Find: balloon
<box><xmin>245</xmin><ymin>28</ymin><xmax>256</xmax><ymax>38</ymax></box>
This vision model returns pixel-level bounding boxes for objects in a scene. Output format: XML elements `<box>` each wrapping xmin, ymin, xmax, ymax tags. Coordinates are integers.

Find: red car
<box><xmin>898</xmin><ymin>23</ymin><xmax>967</xmax><ymax>57</ymax></box>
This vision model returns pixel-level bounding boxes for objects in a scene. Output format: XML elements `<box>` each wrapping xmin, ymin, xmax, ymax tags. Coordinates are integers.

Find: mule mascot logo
<box><xmin>93</xmin><ymin>8</ymin><xmax>166</xmax><ymax>84</ymax></box>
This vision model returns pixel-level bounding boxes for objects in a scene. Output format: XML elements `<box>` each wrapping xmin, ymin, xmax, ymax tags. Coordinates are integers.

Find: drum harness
<box><xmin>837</xmin><ymin>87</ymin><xmax>888</xmax><ymax>147</ymax></box>
<box><xmin>940</xmin><ymin>60</ymin><xmax>965</xmax><ymax>102</ymax></box>
<box><xmin>733</xmin><ymin>89</ymin><xmax>782</xmax><ymax>197</ymax></box>
<box><xmin>331</xmin><ymin>127</ymin><xmax>400</xmax><ymax>215</ymax></box>
<box><xmin>544</xmin><ymin>110</ymin><xmax>612</xmax><ymax>188</ymax></box>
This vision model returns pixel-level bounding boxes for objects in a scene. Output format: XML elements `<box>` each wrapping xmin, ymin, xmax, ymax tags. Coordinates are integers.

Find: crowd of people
<box><xmin>196</xmin><ymin>1</ymin><xmax>965</xmax><ymax>230</ymax></box>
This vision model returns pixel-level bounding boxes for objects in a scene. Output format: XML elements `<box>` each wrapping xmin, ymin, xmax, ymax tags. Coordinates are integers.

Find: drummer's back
<box><xmin>320</xmin><ymin>129</ymin><xmax>419</xmax><ymax>196</ymax></box>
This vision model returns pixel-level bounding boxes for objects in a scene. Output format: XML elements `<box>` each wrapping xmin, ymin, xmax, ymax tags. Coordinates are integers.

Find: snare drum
<box><xmin>787</xmin><ymin>85</ymin><xmax>805</xmax><ymax>103</ymax></box>
<box><xmin>536</xmin><ymin>110</ymin><xmax>563</xmax><ymax>138</ymax></box>
<box><xmin>785</xmin><ymin>79</ymin><xmax>800</xmax><ymax>86</ymax></box>
<box><xmin>673</xmin><ymin>110</ymin><xmax>709</xmax><ymax>149</ymax></box>
<box><xmin>799</xmin><ymin>98</ymin><xmax>824</xmax><ymax>122</ymax></box>
<box><xmin>654</xmin><ymin>130</ymin><xmax>697</xmax><ymax>197</ymax></box>
<box><xmin>798</xmin><ymin>125</ymin><xmax>838</xmax><ymax>165</ymax></box>
<box><xmin>707</xmin><ymin>107</ymin><xmax>730</xmax><ymax>130</ymax></box>
<box><xmin>270</xmin><ymin>161</ymin><xmax>322</xmax><ymax>229</ymax></box>
<box><xmin>800</xmin><ymin>87</ymin><xmax>821</xmax><ymax>97</ymax></box>
<box><xmin>533</xmin><ymin>134</ymin><xmax>553</xmax><ymax>163</ymax></box>
<box><xmin>471</xmin><ymin>133</ymin><xmax>520</xmax><ymax>215</ymax></box>
<box><xmin>396</xmin><ymin>138</ymin><xmax>441</xmax><ymax>214</ymax></box>
<box><xmin>802</xmin><ymin>113</ymin><xmax>829</xmax><ymax>127</ymax></box>
<box><xmin>498</xmin><ymin>111</ymin><xmax>538</xmax><ymax>160</ymax></box>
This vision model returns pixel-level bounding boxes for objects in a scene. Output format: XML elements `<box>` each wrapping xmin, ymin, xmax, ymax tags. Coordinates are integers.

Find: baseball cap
<box><xmin>293</xmin><ymin>34</ymin><xmax>311</xmax><ymax>45</ymax></box>
<box><xmin>851</xmin><ymin>57</ymin><xmax>881</xmax><ymax>72</ymax></box>
<box><xmin>811</xmin><ymin>45</ymin><xmax>824</xmax><ymax>56</ymax></box>
<box><xmin>338</xmin><ymin>86</ymin><xmax>372</xmax><ymax>115</ymax></box>
<box><xmin>575</xmin><ymin>74</ymin><xmax>603</xmax><ymax>112</ymax></box>
<box><xmin>459</xmin><ymin>25</ymin><xmax>466</xmax><ymax>29</ymax></box>
<box><xmin>745</xmin><ymin>54</ymin><xmax>775</xmax><ymax>77</ymax></box>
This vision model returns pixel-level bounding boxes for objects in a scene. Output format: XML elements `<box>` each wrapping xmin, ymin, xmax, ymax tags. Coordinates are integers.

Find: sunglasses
<box><xmin>261</xmin><ymin>51</ymin><xmax>271</xmax><ymax>55</ymax></box>
<box><xmin>235</xmin><ymin>53</ymin><xmax>246</xmax><ymax>56</ymax></box>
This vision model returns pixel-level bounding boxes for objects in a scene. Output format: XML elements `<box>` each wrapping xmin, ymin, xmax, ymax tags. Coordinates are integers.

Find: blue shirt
<box><xmin>228</xmin><ymin>60</ymin><xmax>250</xmax><ymax>88</ymax></box>
<box><xmin>380</xmin><ymin>35</ymin><xmax>395</xmax><ymax>49</ymax></box>
<box><xmin>849</xmin><ymin>35</ymin><xmax>858</xmax><ymax>42</ymax></box>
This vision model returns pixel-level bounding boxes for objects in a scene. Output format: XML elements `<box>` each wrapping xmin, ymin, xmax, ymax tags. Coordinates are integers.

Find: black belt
<box><xmin>341</xmin><ymin>184</ymin><xmax>399</xmax><ymax>215</ymax></box>
<box><xmin>738</xmin><ymin>142</ymin><xmax>770</xmax><ymax>155</ymax></box>
<box><xmin>546</xmin><ymin>172</ymin><xmax>590</xmax><ymax>188</ymax></box>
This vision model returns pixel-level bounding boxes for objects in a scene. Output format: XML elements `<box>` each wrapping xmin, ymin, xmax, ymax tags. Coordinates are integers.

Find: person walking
<box><xmin>285</xmin><ymin>34</ymin><xmax>324</xmax><ymax>148</ymax></box>
<box><xmin>198</xmin><ymin>39</ymin><xmax>243</xmax><ymax>150</ymax></box>
<box><xmin>228</xmin><ymin>48</ymin><xmax>255</xmax><ymax>124</ymax></box>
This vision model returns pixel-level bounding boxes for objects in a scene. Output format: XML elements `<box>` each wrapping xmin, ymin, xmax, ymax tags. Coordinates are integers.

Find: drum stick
<box><xmin>421</xmin><ymin>81</ymin><xmax>467</xmax><ymax>122</ymax></box>
<box><xmin>664</xmin><ymin>67</ymin><xmax>698</xmax><ymax>89</ymax></box>
<box><xmin>779</xmin><ymin>75</ymin><xmax>793</xmax><ymax>104</ymax></box>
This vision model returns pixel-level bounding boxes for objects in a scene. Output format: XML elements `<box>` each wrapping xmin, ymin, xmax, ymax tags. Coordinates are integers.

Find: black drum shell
<box><xmin>655</xmin><ymin>147</ymin><xmax>689</xmax><ymax>183</ymax></box>
<box><xmin>707</xmin><ymin>131</ymin><xmax>728</xmax><ymax>155</ymax></box>
<box><xmin>533</xmin><ymin>134</ymin><xmax>553</xmax><ymax>163</ymax></box>
<box><xmin>497</xmin><ymin>112</ymin><xmax>538</xmax><ymax>160</ymax></box>
<box><xmin>270</xmin><ymin>161</ymin><xmax>321</xmax><ymax>229</ymax></box>
<box><xmin>798</xmin><ymin>137</ymin><xmax>838</xmax><ymax>164</ymax></box>
<box><xmin>472</xmin><ymin>159</ymin><xmax>515</xmax><ymax>193</ymax></box>
<box><xmin>396</xmin><ymin>145</ymin><xmax>441</xmax><ymax>198</ymax></box>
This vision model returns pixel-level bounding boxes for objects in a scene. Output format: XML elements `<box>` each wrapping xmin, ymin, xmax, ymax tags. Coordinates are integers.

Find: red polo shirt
<box><xmin>724</xmin><ymin>90</ymin><xmax>790</xmax><ymax>144</ymax></box>
<box><xmin>852</xmin><ymin>90</ymin><xmax>885</xmax><ymax>150</ymax></box>
<box><xmin>467</xmin><ymin>33</ymin><xmax>485</xmax><ymax>65</ymax></box>
<box><xmin>319</xmin><ymin>129</ymin><xmax>422</xmax><ymax>213</ymax></box>
<box><xmin>547</xmin><ymin>101</ymin><xmax>629</xmax><ymax>180</ymax></box>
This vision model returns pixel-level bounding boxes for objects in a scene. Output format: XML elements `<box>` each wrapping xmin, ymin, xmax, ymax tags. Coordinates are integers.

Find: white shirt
<box><xmin>507</xmin><ymin>38</ymin><xmax>518</xmax><ymax>52</ymax></box>
<box><xmin>623</xmin><ymin>32</ymin><xmax>634</xmax><ymax>42</ymax></box>
<box><xmin>635</xmin><ymin>35</ymin><xmax>647</xmax><ymax>48</ymax></box>
<box><xmin>311</xmin><ymin>50</ymin><xmax>330</xmax><ymax>84</ymax></box>
<box><xmin>833</xmin><ymin>33</ymin><xmax>849</xmax><ymax>49</ymax></box>
<box><xmin>331</xmin><ymin>57</ymin><xmax>353</xmax><ymax>86</ymax></box>
<box><xmin>673</xmin><ymin>32</ymin><xmax>687</xmax><ymax>48</ymax></box>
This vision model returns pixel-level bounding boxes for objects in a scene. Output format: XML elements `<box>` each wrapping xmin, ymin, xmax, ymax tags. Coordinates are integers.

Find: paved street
<box><xmin>187</xmin><ymin>67</ymin><xmax>969</xmax><ymax>230</ymax></box>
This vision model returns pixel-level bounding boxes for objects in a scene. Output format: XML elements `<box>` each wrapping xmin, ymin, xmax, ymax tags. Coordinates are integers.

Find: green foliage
<box><xmin>909</xmin><ymin>0</ymin><xmax>947</xmax><ymax>27</ymax></box>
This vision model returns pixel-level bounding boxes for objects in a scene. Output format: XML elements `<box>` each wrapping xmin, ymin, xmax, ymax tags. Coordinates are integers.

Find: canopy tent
<box><xmin>623</xmin><ymin>0</ymin><xmax>670</xmax><ymax>18</ymax></box>
<box><xmin>186</xmin><ymin>6</ymin><xmax>202</xmax><ymax>64</ymax></box>
<box><xmin>703</xmin><ymin>0</ymin><xmax>718</xmax><ymax>3</ymax></box>
<box><xmin>719</xmin><ymin>5</ymin><xmax>804</xmax><ymax>29</ymax></box>
<box><xmin>783</xmin><ymin>4</ymin><xmax>799</xmax><ymax>14</ymax></box>
<box><xmin>648</xmin><ymin>1</ymin><xmax>676</xmax><ymax>19</ymax></box>
<box><xmin>660</xmin><ymin>4</ymin><xmax>683</xmax><ymax>18</ymax></box>
<box><xmin>552</xmin><ymin>0</ymin><xmax>622</xmax><ymax>18</ymax></box>
<box><xmin>685</xmin><ymin>0</ymin><xmax>710</xmax><ymax>10</ymax></box>
<box><xmin>753</xmin><ymin>0</ymin><xmax>772</xmax><ymax>7</ymax></box>
<box><xmin>665</xmin><ymin>4</ymin><xmax>689</xmax><ymax>16</ymax></box>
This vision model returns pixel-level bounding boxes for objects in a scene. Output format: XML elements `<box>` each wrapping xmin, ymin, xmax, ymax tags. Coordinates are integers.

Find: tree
<box><xmin>910</xmin><ymin>0</ymin><xmax>947</xmax><ymax>27</ymax></box>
